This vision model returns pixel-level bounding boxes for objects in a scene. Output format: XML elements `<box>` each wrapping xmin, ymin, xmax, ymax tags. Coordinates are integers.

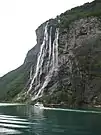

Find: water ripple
<box><xmin>0</xmin><ymin>114</ymin><xmax>31</xmax><ymax>134</ymax></box>
<box><xmin>0</xmin><ymin>127</ymin><xmax>22</xmax><ymax>134</ymax></box>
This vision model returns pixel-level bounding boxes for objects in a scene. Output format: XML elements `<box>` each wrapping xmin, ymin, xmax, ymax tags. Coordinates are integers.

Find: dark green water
<box><xmin>0</xmin><ymin>104</ymin><xmax>101</xmax><ymax>135</ymax></box>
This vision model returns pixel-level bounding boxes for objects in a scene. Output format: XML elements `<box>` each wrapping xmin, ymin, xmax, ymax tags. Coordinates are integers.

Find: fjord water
<box><xmin>0</xmin><ymin>104</ymin><xmax>101</xmax><ymax>135</ymax></box>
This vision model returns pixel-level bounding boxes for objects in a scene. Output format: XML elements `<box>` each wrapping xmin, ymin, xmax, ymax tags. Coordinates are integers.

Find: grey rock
<box><xmin>18</xmin><ymin>17</ymin><xmax>101</xmax><ymax>107</ymax></box>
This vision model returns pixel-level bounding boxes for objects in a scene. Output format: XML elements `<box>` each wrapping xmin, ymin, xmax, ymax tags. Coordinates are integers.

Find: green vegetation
<box><xmin>58</xmin><ymin>0</ymin><xmax>101</xmax><ymax>28</ymax></box>
<box><xmin>37</xmin><ymin>90</ymin><xmax>73</xmax><ymax>106</ymax></box>
<box><xmin>0</xmin><ymin>0</ymin><xmax>101</xmax><ymax>104</ymax></box>
<box><xmin>0</xmin><ymin>64</ymin><xmax>30</xmax><ymax>101</ymax></box>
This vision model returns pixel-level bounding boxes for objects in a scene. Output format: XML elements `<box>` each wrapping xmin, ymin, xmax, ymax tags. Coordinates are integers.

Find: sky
<box><xmin>0</xmin><ymin>0</ymin><xmax>93</xmax><ymax>77</ymax></box>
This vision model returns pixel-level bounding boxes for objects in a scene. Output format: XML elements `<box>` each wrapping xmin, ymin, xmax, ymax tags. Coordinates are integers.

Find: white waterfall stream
<box><xmin>49</xmin><ymin>27</ymin><xmax>52</xmax><ymax>61</ymax></box>
<box><xmin>27</xmin><ymin>22</ymin><xmax>49</xmax><ymax>93</ymax></box>
<box><xmin>27</xmin><ymin>22</ymin><xmax>59</xmax><ymax>100</ymax></box>
<box><xmin>29</xmin><ymin>66</ymin><xmax>33</xmax><ymax>80</ymax></box>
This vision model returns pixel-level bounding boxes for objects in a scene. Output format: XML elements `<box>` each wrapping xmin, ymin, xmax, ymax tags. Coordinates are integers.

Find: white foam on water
<box><xmin>0</xmin><ymin>114</ymin><xmax>17</xmax><ymax>118</ymax></box>
<box><xmin>0</xmin><ymin>115</ymin><xmax>27</xmax><ymax>121</ymax></box>
<box><xmin>0</xmin><ymin>119</ymin><xmax>30</xmax><ymax>125</ymax></box>
<box><xmin>0</xmin><ymin>103</ymin><xmax>25</xmax><ymax>106</ymax></box>
<box><xmin>43</xmin><ymin>107</ymin><xmax>101</xmax><ymax>114</ymax></box>
<box><xmin>0</xmin><ymin>123</ymin><xmax>29</xmax><ymax>128</ymax></box>
<box><xmin>0</xmin><ymin>127</ymin><xmax>22</xmax><ymax>134</ymax></box>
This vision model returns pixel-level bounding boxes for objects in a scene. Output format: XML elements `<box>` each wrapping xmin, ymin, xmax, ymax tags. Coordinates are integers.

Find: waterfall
<box><xmin>49</xmin><ymin>27</ymin><xmax>52</xmax><ymax>61</ymax></box>
<box><xmin>55</xmin><ymin>28</ymin><xmax>59</xmax><ymax>69</ymax></box>
<box><xmin>52</xmin><ymin>28</ymin><xmax>59</xmax><ymax>70</ymax></box>
<box><xmin>27</xmin><ymin>22</ymin><xmax>59</xmax><ymax>101</ymax></box>
<box><xmin>30</xmin><ymin>66</ymin><xmax>33</xmax><ymax>80</ymax></box>
<box><xmin>27</xmin><ymin>22</ymin><xmax>49</xmax><ymax>93</ymax></box>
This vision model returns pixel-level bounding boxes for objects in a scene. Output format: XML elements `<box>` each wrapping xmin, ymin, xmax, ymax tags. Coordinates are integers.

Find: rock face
<box><xmin>0</xmin><ymin>0</ymin><xmax>101</xmax><ymax>108</ymax></box>
<box><xmin>57</xmin><ymin>17</ymin><xmax>101</xmax><ymax>107</ymax></box>
<box><xmin>15</xmin><ymin>16</ymin><xmax>101</xmax><ymax>108</ymax></box>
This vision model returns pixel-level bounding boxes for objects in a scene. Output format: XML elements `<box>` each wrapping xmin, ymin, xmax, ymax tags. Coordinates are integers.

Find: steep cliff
<box><xmin>0</xmin><ymin>0</ymin><xmax>101</xmax><ymax>108</ymax></box>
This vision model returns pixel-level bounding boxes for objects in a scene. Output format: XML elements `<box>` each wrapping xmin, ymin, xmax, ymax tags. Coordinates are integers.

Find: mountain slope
<box><xmin>0</xmin><ymin>45</ymin><xmax>39</xmax><ymax>102</ymax></box>
<box><xmin>0</xmin><ymin>0</ymin><xmax>101</xmax><ymax>108</ymax></box>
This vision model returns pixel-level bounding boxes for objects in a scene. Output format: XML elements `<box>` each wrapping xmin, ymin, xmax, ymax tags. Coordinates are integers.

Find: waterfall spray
<box><xmin>27</xmin><ymin>22</ymin><xmax>49</xmax><ymax>93</ymax></box>
<box><xmin>27</xmin><ymin>22</ymin><xmax>59</xmax><ymax>101</ymax></box>
<box><xmin>30</xmin><ymin>66</ymin><xmax>33</xmax><ymax>80</ymax></box>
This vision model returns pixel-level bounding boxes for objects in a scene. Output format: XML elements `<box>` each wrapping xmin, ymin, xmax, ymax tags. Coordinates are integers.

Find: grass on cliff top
<box><xmin>58</xmin><ymin>0</ymin><xmax>101</xmax><ymax>28</ymax></box>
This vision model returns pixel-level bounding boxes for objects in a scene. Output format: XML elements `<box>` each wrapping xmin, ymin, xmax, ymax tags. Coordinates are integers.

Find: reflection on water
<box><xmin>0</xmin><ymin>104</ymin><xmax>101</xmax><ymax>134</ymax></box>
